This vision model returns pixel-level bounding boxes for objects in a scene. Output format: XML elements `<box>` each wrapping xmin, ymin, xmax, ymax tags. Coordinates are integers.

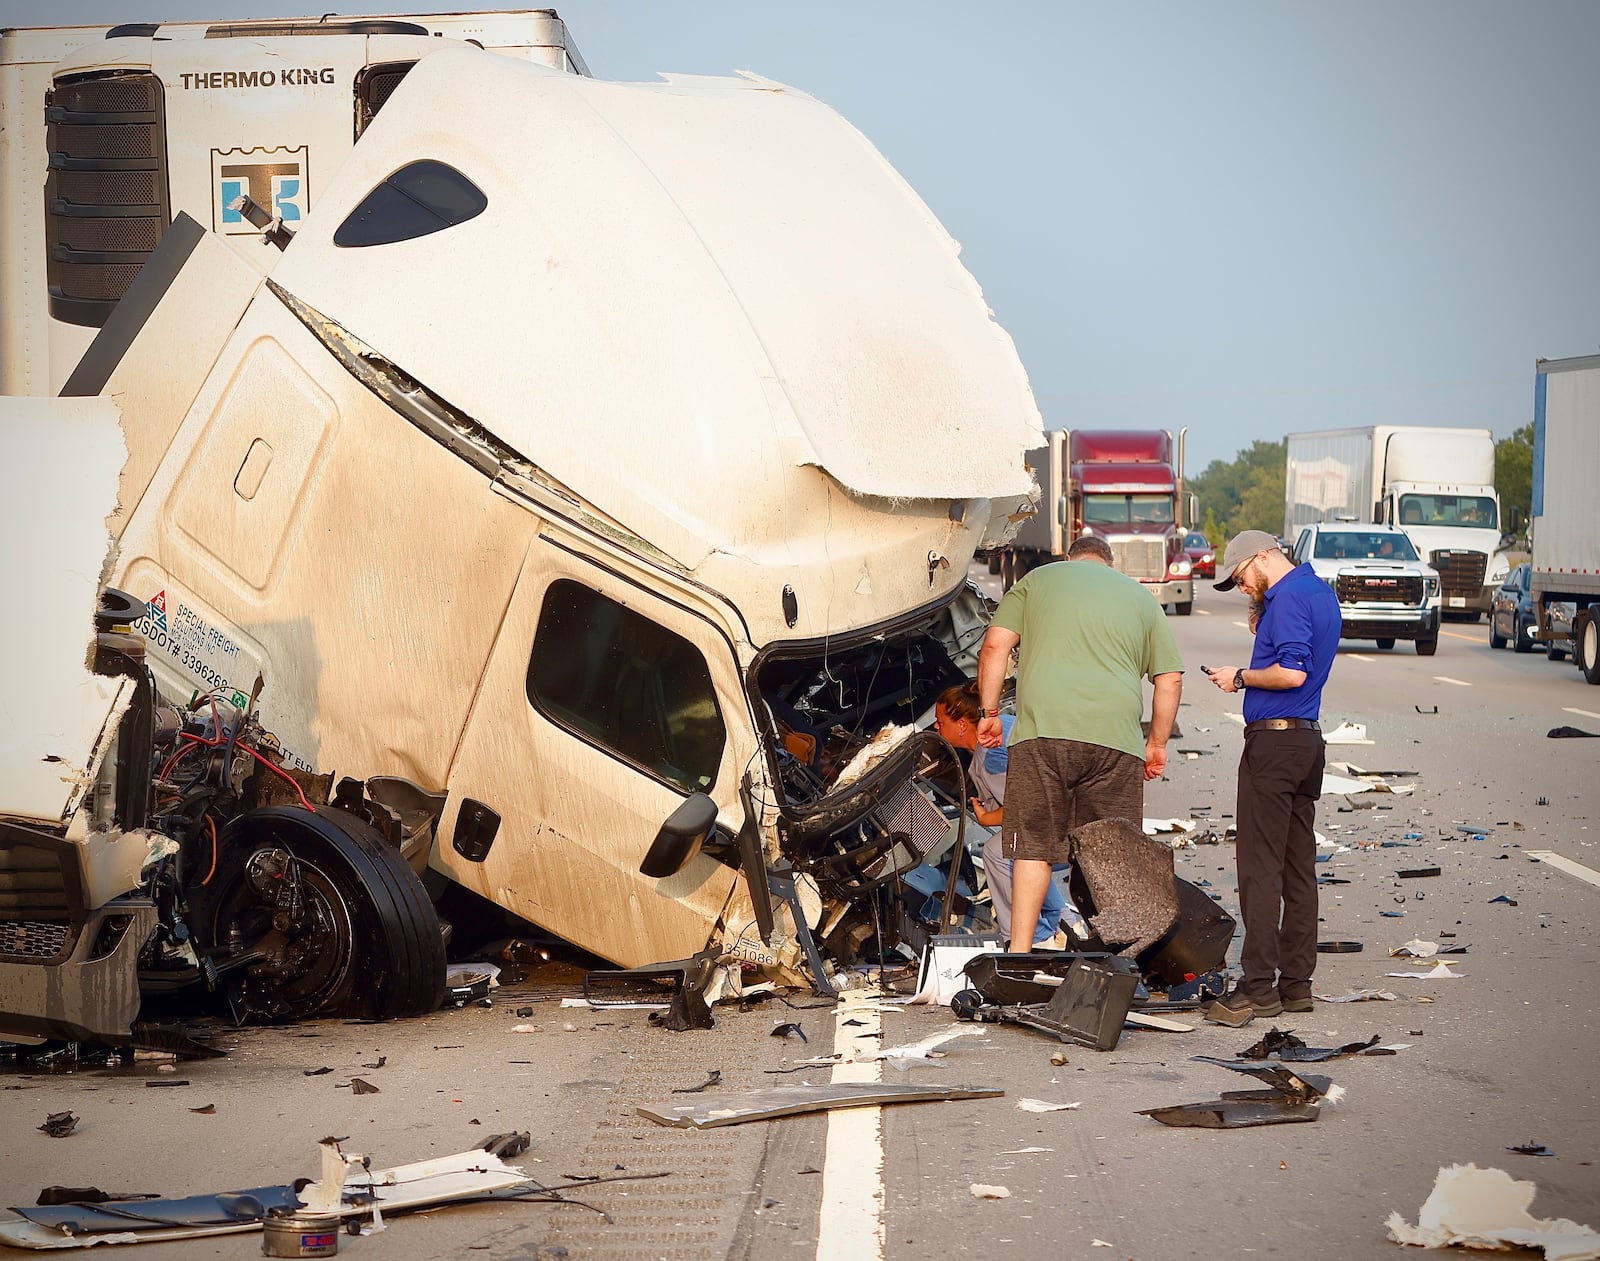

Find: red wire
<box><xmin>242</xmin><ymin>745</ymin><xmax>316</xmax><ymax>812</ymax></box>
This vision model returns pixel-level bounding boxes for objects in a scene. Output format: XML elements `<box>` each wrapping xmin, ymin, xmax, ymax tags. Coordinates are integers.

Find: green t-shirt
<box><xmin>991</xmin><ymin>560</ymin><xmax>1184</xmax><ymax>759</ymax></box>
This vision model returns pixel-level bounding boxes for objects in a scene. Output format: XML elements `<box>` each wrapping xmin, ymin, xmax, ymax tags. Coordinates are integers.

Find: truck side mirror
<box><xmin>1508</xmin><ymin>506</ymin><xmax>1524</xmax><ymax>535</ymax></box>
<box><xmin>640</xmin><ymin>792</ymin><xmax>719</xmax><ymax>878</ymax></box>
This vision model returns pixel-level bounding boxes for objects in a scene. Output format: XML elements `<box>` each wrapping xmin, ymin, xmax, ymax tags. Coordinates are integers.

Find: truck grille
<box><xmin>1111</xmin><ymin>538</ymin><xmax>1166</xmax><ymax>581</ymax></box>
<box><xmin>1429</xmin><ymin>549</ymin><xmax>1487</xmax><ymax>600</ymax></box>
<box><xmin>1336</xmin><ymin>573</ymin><xmax>1423</xmax><ymax>604</ymax></box>
<box><xmin>0</xmin><ymin>921</ymin><xmax>72</xmax><ymax>963</ymax></box>
<box><xmin>44</xmin><ymin>71</ymin><xmax>170</xmax><ymax>328</ymax></box>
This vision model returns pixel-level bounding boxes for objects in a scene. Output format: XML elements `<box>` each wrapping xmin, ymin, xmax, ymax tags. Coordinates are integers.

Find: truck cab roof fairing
<box><xmin>267</xmin><ymin>49</ymin><xmax>1042</xmax><ymax>570</ymax></box>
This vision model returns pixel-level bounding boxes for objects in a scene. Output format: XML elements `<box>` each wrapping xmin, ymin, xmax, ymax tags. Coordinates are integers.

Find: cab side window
<box><xmin>526</xmin><ymin>580</ymin><xmax>725</xmax><ymax>793</ymax></box>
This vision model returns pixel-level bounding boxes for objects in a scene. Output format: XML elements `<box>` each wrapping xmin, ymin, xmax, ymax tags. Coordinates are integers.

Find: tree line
<box><xmin>1190</xmin><ymin>428</ymin><xmax>1535</xmax><ymax>545</ymax></box>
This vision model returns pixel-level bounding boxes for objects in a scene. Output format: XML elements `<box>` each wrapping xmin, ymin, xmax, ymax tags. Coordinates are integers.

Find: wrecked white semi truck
<box><xmin>0</xmin><ymin>43</ymin><xmax>1042</xmax><ymax>1044</ymax></box>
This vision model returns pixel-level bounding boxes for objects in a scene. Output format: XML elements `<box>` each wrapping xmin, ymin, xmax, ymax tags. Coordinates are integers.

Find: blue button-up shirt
<box><xmin>1244</xmin><ymin>563</ymin><xmax>1341</xmax><ymax>723</ymax></box>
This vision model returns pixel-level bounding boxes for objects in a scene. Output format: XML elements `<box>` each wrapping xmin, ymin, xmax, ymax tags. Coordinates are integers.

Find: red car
<box><xmin>1183</xmin><ymin>531</ymin><xmax>1216</xmax><ymax>579</ymax></box>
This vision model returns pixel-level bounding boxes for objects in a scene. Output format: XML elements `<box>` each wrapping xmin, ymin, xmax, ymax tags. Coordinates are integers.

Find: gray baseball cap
<box><xmin>1214</xmin><ymin>530</ymin><xmax>1281</xmax><ymax>591</ymax></box>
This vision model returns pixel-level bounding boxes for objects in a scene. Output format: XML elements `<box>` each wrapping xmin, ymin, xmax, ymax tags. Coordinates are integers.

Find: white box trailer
<box><xmin>0</xmin><ymin>10</ymin><xmax>588</xmax><ymax>396</ymax></box>
<box><xmin>1531</xmin><ymin>355</ymin><xmax>1600</xmax><ymax>684</ymax></box>
<box><xmin>0</xmin><ymin>45</ymin><xmax>1042</xmax><ymax>1041</ymax></box>
<box><xmin>1285</xmin><ymin>425</ymin><xmax>1504</xmax><ymax>616</ymax></box>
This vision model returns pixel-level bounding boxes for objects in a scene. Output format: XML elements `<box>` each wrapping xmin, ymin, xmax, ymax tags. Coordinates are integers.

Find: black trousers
<box><xmin>1234</xmin><ymin>728</ymin><xmax>1325</xmax><ymax>998</ymax></box>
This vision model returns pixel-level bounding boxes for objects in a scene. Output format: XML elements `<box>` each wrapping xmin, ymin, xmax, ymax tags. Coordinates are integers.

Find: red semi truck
<box><xmin>999</xmin><ymin>428</ymin><xmax>1194</xmax><ymax>615</ymax></box>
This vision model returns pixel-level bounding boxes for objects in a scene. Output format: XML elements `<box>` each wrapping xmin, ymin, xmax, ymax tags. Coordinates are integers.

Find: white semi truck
<box><xmin>1530</xmin><ymin>355</ymin><xmax>1600</xmax><ymax>684</ymax></box>
<box><xmin>1284</xmin><ymin>426</ymin><xmax>1506</xmax><ymax>618</ymax></box>
<box><xmin>0</xmin><ymin>10</ymin><xmax>588</xmax><ymax>396</ymax></box>
<box><xmin>0</xmin><ymin>35</ymin><xmax>1043</xmax><ymax>1044</ymax></box>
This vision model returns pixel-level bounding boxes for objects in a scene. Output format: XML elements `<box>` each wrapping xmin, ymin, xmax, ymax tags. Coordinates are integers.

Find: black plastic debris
<box><xmin>771</xmin><ymin>1023</ymin><xmax>808</xmax><ymax>1043</ymax></box>
<box><xmin>361</xmin><ymin>1057</ymin><xmax>386</xmax><ymax>1070</ymax></box>
<box><xmin>144</xmin><ymin>1080</ymin><xmax>190</xmax><ymax>1088</ymax></box>
<box><xmin>1138</xmin><ymin>1057</ymin><xmax>1337</xmax><ymax>1129</ymax></box>
<box><xmin>304</xmin><ymin>1067</ymin><xmax>334</xmax><ymax>1076</ymax></box>
<box><xmin>670</xmin><ymin>1070</ymin><xmax>724</xmax><ymax>1094</ymax></box>
<box><xmin>1507</xmin><ymin>1142</ymin><xmax>1555</xmax><ymax>1157</ymax></box>
<box><xmin>952</xmin><ymin>956</ymin><xmax>1140</xmax><ymax>1051</ymax></box>
<box><xmin>1546</xmin><ymin>726</ymin><xmax>1597</xmax><ymax>738</ymax></box>
<box><xmin>1237</xmin><ymin>1027</ymin><xmax>1382</xmax><ymax>1062</ymax></box>
<box><xmin>478</xmin><ymin>1132</ymin><xmax>531</xmax><ymax>1159</ymax></box>
<box><xmin>1397</xmin><ymin>868</ymin><xmax>1441</xmax><ymax>879</ymax></box>
<box><xmin>1317</xmin><ymin>941</ymin><xmax>1363</xmax><ymax>954</ymax></box>
<box><xmin>1415</xmin><ymin>705</ymin><xmax>1437</xmax><ymax>714</ymax></box>
<box><xmin>37</xmin><ymin>1112</ymin><xmax>77</xmax><ymax>1138</ymax></box>
<box><xmin>1489</xmin><ymin>895</ymin><xmax>1519</xmax><ymax>906</ymax></box>
<box><xmin>1380</xmin><ymin>911</ymin><xmax>1405</xmax><ymax>918</ymax></box>
<box><xmin>36</xmin><ymin>1187</ymin><xmax>157</xmax><ymax>1206</ymax></box>
<box><xmin>586</xmin><ymin>947</ymin><xmax>718</xmax><ymax>1032</ymax></box>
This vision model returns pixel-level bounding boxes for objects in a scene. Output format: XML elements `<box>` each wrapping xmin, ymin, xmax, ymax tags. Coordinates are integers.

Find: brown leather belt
<box><xmin>1244</xmin><ymin>718</ymin><xmax>1321</xmax><ymax>733</ymax></box>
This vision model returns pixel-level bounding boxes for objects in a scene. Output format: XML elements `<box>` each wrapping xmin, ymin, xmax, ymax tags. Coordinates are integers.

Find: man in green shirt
<box><xmin>977</xmin><ymin>535</ymin><xmax>1184</xmax><ymax>952</ymax></box>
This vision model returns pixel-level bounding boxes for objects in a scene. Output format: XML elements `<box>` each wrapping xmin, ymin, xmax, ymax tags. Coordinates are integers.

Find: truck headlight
<box><xmin>1169</xmin><ymin>557</ymin><xmax>1192</xmax><ymax>578</ymax></box>
<box><xmin>1423</xmin><ymin>576</ymin><xmax>1439</xmax><ymax>596</ymax></box>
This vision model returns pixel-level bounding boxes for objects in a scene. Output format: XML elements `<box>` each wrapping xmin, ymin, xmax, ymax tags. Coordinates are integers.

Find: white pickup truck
<box><xmin>1290</xmin><ymin>523</ymin><xmax>1442</xmax><ymax>655</ymax></box>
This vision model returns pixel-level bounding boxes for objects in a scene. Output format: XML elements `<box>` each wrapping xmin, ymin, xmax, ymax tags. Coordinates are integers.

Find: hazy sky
<box><xmin>13</xmin><ymin>1</ymin><xmax>1599</xmax><ymax>472</ymax></box>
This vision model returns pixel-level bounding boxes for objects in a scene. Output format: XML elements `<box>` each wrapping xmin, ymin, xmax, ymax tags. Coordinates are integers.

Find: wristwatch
<box><xmin>1233</xmin><ymin>669</ymin><xmax>1246</xmax><ymax>692</ymax></box>
<box><xmin>981</xmin><ymin>707</ymin><xmax>1001</xmax><ymax>718</ymax></box>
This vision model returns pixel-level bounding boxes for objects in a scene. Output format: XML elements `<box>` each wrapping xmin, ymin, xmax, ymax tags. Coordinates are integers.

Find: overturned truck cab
<box><xmin>0</xmin><ymin>47</ymin><xmax>1042</xmax><ymax>1041</ymax></box>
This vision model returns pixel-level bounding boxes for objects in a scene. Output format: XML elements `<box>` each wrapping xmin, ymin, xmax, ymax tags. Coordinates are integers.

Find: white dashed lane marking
<box><xmin>1433</xmin><ymin>676</ymin><xmax>1472</xmax><ymax>687</ymax></box>
<box><xmin>1563</xmin><ymin>707</ymin><xmax>1600</xmax><ymax>721</ymax></box>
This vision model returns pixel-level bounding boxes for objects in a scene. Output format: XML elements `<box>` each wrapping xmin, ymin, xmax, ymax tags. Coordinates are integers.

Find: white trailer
<box><xmin>1531</xmin><ymin>355</ymin><xmax>1600</xmax><ymax>684</ymax></box>
<box><xmin>1285</xmin><ymin>426</ymin><xmax>1504</xmax><ymax>616</ymax></box>
<box><xmin>0</xmin><ymin>10</ymin><xmax>588</xmax><ymax>395</ymax></box>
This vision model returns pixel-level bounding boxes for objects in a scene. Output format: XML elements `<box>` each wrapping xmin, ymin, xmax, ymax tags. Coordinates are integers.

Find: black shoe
<box><xmin>1278</xmin><ymin>988</ymin><xmax>1314</xmax><ymax>1013</ymax></box>
<box><xmin>1203</xmin><ymin>988</ymin><xmax>1284</xmax><ymax>1027</ymax></box>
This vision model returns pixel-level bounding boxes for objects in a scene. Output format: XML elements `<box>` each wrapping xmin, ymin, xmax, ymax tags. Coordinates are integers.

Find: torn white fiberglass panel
<box><xmin>0</xmin><ymin>397</ymin><xmax>127</xmax><ymax>827</ymax></box>
<box><xmin>265</xmin><ymin>48</ymin><xmax>1041</xmax><ymax>577</ymax></box>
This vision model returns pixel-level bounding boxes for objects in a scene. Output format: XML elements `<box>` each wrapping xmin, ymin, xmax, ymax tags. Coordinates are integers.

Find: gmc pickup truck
<box><xmin>1290</xmin><ymin>523</ymin><xmax>1441</xmax><ymax>655</ymax></box>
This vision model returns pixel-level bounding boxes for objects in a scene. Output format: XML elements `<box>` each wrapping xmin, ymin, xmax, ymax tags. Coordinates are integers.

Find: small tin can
<box><xmin>262</xmin><ymin>1212</ymin><xmax>340</xmax><ymax>1258</ymax></box>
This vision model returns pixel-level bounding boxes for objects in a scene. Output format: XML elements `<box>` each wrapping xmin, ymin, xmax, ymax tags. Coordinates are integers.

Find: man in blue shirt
<box><xmin>1202</xmin><ymin>530</ymin><xmax>1341</xmax><ymax>1026</ymax></box>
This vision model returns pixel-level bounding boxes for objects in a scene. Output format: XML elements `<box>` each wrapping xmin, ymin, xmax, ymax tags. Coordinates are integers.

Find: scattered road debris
<box><xmin>1237</xmin><ymin>1028</ymin><xmax>1385</xmax><ymax>1062</ymax></box>
<box><xmin>671</xmin><ymin>1070</ymin><xmax>724</xmax><ymax>1094</ymax></box>
<box><xmin>869</xmin><ymin>1027</ymin><xmax>985</xmax><ymax>1066</ymax></box>
<box><xmin>1489</xmin><ymin>895</ymin><xmax>1519</xmax><ymax>906</ymax></box>
<box><xmin>143</xmin><ymin>1080</ymin><xmax>190</xmax><ymax>1088</ymax></box>
<box><xmin>36</xmin><ymin>1113</ymin><xmax>77</xmax><ymax>1138</ymax></box>
<box><xmin>1017</xmin><ymin>1098</ymin><xmax>1081</xmax><ymax>1112</ymax></box>
<box><xmin>1138</xmin><ymin>1058</ymin><xmax>1343</xmax><ymax>1129</ymax></box>
<box><xmin>1527</xmin><ymin>850</ymin><xmax>1600</xmax><ymax>891</ymax></box>
<box><xmin>1124</xmin><ymin>1011</ymin><xmax>1195</xmax><ymax>1033</ymax></box>
<box><xmin>1507</xmin><ymin>1143</ymin><xmax>1556</xmax><ymax>1157</ymax></box>
<box><xmin>1324</xmin><ymin>721</ymin><xmax>1372</xmax><ymax>745</ymax></box>
<box><xmin>1397</xmin><ymin>867</ymin><xmax>1442</xmax><ymax>879</ymax></box>
<box><xmin>348</xmin><ymin>1078</ymin><xmax>380</xmax><ymax>1095</ymax></box>
<box><xmin>1386</xmin><ymin>1163</ymin><xmax>1600</xmax><ymax>1259</ymax></box>
<box><xmin>636</xmin><ymin>1082</ymin><xmax>1003</xmax><ymax>1129</ymax></box>
<box><xmin>188</xmin><ymin>1105</ymin><xmax>216</xmax><ymax>1115</ymax></box>
<box><xmin>770</xmin><ymin>1023</ymin><xmax>808</xmax><ymax>1043</ymax></box>
<box><xmin>970</xmin><ymin>1184</ymin><xmax>1011</xmax><ymax>1199</ymax></box>
<box><xmin>0</xmin><ymin>1140</ymin><xmax>542</xmax><ymax>1249</ymax></box>
<box><xmin>1318</xmin><ymin>941</ymin><xmax>1364</xmax><ymax>953</ymax></box>
<box><xmin>1386</xmin><ymin>963</ymin><xmax>1466</xmax><ymax>980</ymax></box>
<box><xmin>1546</xmin><ymin>725</ymin><xmax>1597</xmax><ymax>738</ymax></box>
<box><xmin>1314</xmin><ymin>989</ymin><xmax>1398</xmax><ymax>1004</ymax></box>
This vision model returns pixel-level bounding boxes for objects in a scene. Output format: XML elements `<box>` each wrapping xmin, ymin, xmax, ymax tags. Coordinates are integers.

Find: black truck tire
<box><xmin>188</xmin><ymin>806</ymin><xmax>447</xmax><ymax>1022</ymax></box>
<box><xmin>1375</xmin><ymin>638</ymin><xmax>1396</xmax><ymax>650</ymax></box>
<box><xmin>1415</xmin><ymin>632</ymin><xmax>1439</xmax><ymax>657</ymax></box>
<box><xmin>1578</xmin><ymin>612</ymin><xmax>1600</xmax><ymax>686</ymax></box>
